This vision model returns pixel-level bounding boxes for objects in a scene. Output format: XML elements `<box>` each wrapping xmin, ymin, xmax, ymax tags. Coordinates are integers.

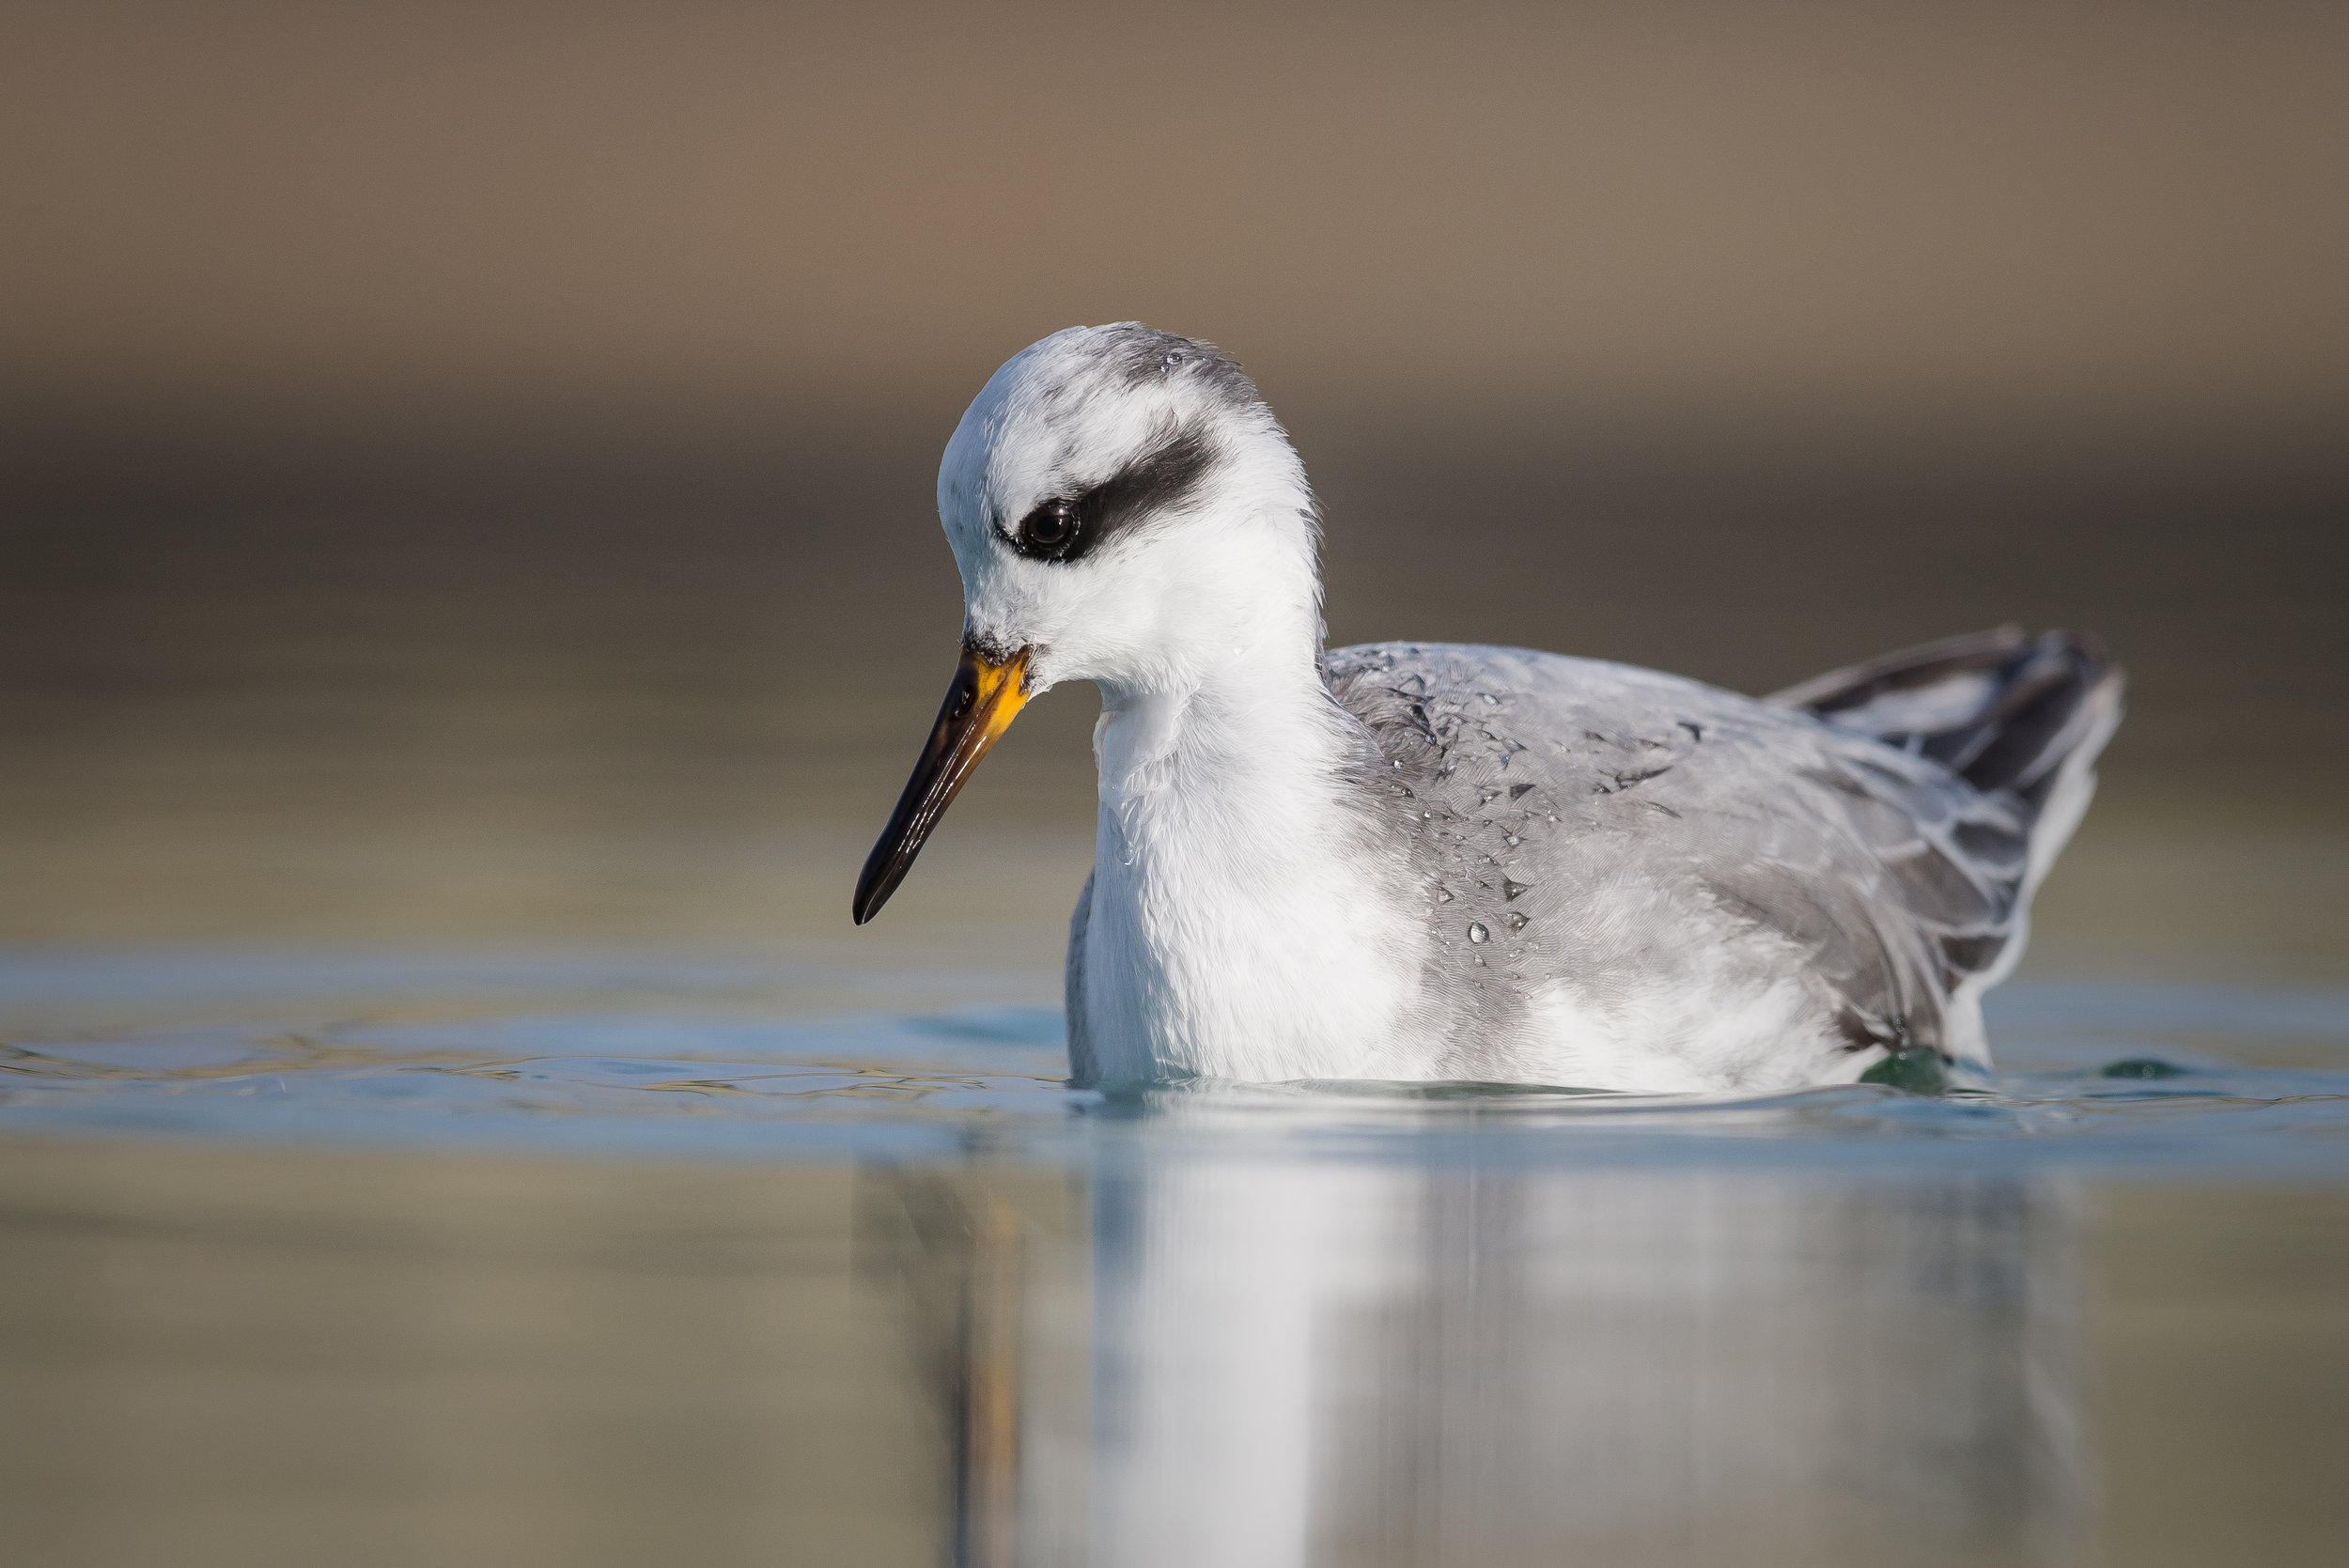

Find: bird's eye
<box><xmin>1016</xmin><ymin>501</ymin><xmax>1080</xmax><ymax>558</ymax></box>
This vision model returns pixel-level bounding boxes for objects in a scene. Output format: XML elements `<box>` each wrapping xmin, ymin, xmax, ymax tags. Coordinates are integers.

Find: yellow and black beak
<box><xmin>852</xmin><ymin>647</ymin><xmax>1032</xmax><ymax>924</ymax></box>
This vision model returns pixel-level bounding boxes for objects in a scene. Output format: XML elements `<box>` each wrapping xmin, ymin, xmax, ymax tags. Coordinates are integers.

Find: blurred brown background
<box><xmin>3</xmin><ymin>1</ymin><xmax>2344</xmax><ymax>970</ymax></box>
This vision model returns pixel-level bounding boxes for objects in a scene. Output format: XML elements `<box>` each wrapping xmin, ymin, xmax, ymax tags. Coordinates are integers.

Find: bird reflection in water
<box><xmin>860</xmin><ymin>1152</ymin><xmax>2083</xmax><ymax>1568</ymax></box>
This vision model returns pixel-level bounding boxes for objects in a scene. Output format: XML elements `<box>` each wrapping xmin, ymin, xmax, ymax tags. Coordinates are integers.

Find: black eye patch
<box><xmin>1004</xmin><ymin>426</ymin><xmax>1216</xmax><ymax>564</ymax></box>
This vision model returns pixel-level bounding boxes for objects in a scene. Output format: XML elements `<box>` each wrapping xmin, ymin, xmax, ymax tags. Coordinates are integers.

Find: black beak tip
<box><xmin>852</xmin><ymin>645</ymin><xmax>1027</xmax><ymax>932</ymax></box>
<box><xmin>851</xmin><ymin>849</ymin><xmax>899</xmax><ymax>926</ymax></box>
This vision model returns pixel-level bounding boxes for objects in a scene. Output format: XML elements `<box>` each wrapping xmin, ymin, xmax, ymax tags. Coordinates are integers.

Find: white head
<box><xmin>936</xmin><ymin>323</ymin><xmax>1323</xmax><ymax>701</ymax></box>
<box><xmin>854</xmin><ymin>324</ymin><xmax>1327</xmax><ymax>922</ymax></box>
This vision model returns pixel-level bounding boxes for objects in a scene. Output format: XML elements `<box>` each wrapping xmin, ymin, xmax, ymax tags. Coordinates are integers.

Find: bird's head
<box><xmin>854</xmin><ymin>323</ymin><xmax>1321</xmax><ymax>924</ymax></box>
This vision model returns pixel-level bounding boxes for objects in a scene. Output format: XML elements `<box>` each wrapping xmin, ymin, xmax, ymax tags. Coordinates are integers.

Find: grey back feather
<box><xmin>1326</xmin><ymin>633</ymin><xmax>2116</xmax><ymax>1069</ymax></box>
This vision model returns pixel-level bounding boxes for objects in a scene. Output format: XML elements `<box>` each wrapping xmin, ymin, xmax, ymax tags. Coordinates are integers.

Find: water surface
<box><xmin>3</xmin><ymin>957</ymin><xmax>2346</xmax><ymax>1567</ymax></box>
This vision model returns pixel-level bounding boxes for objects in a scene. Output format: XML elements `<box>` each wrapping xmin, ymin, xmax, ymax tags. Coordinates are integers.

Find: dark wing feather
<box><xmin>1769</xmin><ymin>627</ymin><xmax>2120</xmax><ymax>810</ymax></box>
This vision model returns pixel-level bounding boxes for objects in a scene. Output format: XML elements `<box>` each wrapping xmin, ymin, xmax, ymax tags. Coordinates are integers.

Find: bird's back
<box><xmin>1323</xmin><ymin>632</ymin><xmax>2120</xmax><ymax>1089</ymax></box>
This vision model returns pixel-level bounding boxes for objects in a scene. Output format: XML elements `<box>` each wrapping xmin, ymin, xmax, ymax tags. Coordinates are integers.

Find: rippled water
<box><xmin>8</xmin><ymin>956</ymin><xmax>2349</xmax><ymax>1165</ymax></box>
<box><xmin>4</xmin><ymin>955</ymin><xmax>2348</xmax><ymax>1567</ymax></box>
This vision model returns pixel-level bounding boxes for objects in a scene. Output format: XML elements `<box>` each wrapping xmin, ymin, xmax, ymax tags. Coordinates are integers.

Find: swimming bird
<box><xmin>852</xmin><ymin>325</ymin><xmax>2123</xmax><ymax>1093</ymax></box>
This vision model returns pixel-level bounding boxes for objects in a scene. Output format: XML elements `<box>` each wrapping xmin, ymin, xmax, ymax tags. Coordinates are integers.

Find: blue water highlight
<box><xmin>4</xmin><ymin>953</ymin><xmax>2346</xmax><ymax>1174</ymax></box>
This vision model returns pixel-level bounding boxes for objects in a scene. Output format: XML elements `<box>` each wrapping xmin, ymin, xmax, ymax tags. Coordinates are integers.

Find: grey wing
<box><xmin>1065</xmin><ymin>870</ymin><xmax>1096</xmax><ymax>1085</ymax></box>
<box><xmin>1327</xmin><ymin>643</ymin><xmax>2039</xmax><ymax>1062</ymax></box>
<box><xmin>1687</xmin><ymin>725</ymin><xmax>2034</xmax><ymax>1053</ymax></box>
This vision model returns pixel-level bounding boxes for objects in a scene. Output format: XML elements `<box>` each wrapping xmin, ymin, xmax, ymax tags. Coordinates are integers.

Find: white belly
<box><xmin>1080</xmin><ymin>806</ymin><xmax>1422</xmax><ymax>1083</ymax></box>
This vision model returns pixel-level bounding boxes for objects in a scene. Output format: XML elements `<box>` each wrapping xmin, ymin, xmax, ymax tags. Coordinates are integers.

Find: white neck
<box><xmin>1080</xmin><ymin>607</ymin><xmax>1421</xmax><ymax>1081</ymax></box>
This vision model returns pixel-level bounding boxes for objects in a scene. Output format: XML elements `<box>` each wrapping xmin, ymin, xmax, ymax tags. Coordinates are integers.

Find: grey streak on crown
<box><xmin>989</xmin><ymin>325</ymin><xmax>1256</xmax><ymax>558</ymax></box>
<box><xmin>1089</xmin><ymin>323</ymin><xmax>1260</xmax><ymax>407</ymax></box>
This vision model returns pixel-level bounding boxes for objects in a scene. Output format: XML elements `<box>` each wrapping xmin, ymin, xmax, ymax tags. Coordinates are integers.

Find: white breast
<box><xmin>1080</xmin><ymin>692</ymin><xmax>1423</xmax><ymax>1082</ymax></box>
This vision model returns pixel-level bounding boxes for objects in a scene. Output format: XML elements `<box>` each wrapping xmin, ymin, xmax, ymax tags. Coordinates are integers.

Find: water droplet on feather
<box><xmin>1502</xmin><ymin>878</ymin><xmax>1532</xmax><ymax>901</ymax></box>
<box><xmin>1467</xmin><ymin>922</ymin><xmax>1489</xmax><ymax>944</ymax></box>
